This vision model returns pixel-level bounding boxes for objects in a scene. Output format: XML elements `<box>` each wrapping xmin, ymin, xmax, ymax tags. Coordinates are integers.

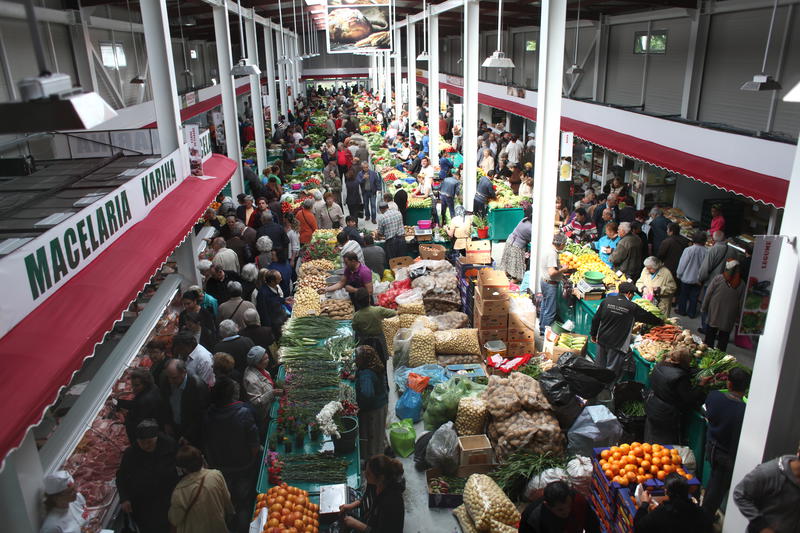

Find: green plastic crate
<box><xmin>487</xmin><ymin>207</ymin><xmax>524</xmax><ymax>241</ymax></box>
<box><xmin>404</xmin><ymin>206</ymin><xmax>431</xmax><ymax>226</ymax></box>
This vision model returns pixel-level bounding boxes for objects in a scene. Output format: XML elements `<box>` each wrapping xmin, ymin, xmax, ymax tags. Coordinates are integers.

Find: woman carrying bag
<box><xmin>169</xmin><ymin>445</ymin><xmax>234</xmax><ymax>533</ymax></box>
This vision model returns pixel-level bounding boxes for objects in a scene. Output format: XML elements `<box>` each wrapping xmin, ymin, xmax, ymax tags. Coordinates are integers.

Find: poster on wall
<box><xmin>739</xmin><ymin>235</ymin><xmax>781</xmax><ymax>336</ymax></box>
<box><xmin>326</xmin><ymin>0</ymin><xmax>392</xmax><ymax>53</ymax></box>
<box><xmin>559</xmin><ymin>131</ymin><xmax>573</xmax><ymax>182</ymax></box>
<box><xmin>183</xmin><ymin>125</ymin><xmax>204</xmax><ymax>176</ymax></box>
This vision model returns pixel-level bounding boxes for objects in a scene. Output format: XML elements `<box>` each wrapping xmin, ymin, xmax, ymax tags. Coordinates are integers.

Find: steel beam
<box><xmin>462</xmin><ymin>0</ymin><xmax>479</xmax><ymax>211</ymax></box>
<box><xmin>428</xmin><ymin>13</ymin><xmax>440</xmax><ymax>160</ymax></box>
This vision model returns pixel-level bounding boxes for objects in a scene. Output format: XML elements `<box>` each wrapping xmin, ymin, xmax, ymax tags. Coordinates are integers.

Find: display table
<box><xmin>556</xmin><ymin>283</ymin><xmax>575</xmax><ymax>325</ymax></box>
<box><xmin>487</xmin><ymin>207</ymin><xmax>524</xmax><ymax>241</ymax></box>
<box><xmin>405</xmin><ymin>206</ymin><xmax>431</xmax><ymax>226</ymax></box>
<box><xmin>631</xmin><ymin>348</ymin><xmax>655</xmax><ymax>388</ymax></box>
<box><xmin>574</xmin><ymin>298</ymin><xmax>601</xmax><ymax>359</ymax></box>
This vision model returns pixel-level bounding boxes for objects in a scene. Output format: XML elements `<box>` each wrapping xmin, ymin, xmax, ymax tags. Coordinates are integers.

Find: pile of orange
<box><xmin>254</xmin><ymin>483</ymin><xmax>320</xmax><ymax>533</ymax></box>
<box><xmin>597</xmin><ymin>442</ymin><xmax>693</xmax><ymax>487</ymax></box>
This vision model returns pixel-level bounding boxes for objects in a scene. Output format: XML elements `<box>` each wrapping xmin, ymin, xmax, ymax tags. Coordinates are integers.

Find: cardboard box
<box><xmin>465</xmin><ymin>240</ymin><xmax>492</xmax><ymax>264</ymax></box>
<box><xmin>478</xmin><ymin>328</ymin><xmax>508</xmax><ymax>347</ymax></box>
<box><xmin>477</xmin><ymin>268</ymin><xmax>509</xmax><ymax>288</ymax></box>
<box><xmin>507</xmin><ymin>340</ymin><xmax>537</xmax><ymax>358</ymax></box>
<box><xmin>546</xmin><ymin>333</ymin><xmax>589</xmax><ymax>359</ymax></box>
<box><xmin>419</xmin><ymin>243</ymin><xmax>446</xmax><ymax>260</ymax></box>
<box><xmin>473</xmin><ymin>307</ymin><xmax>508</xmax><ymax>330</ymax></box>
<box><xmin>507</xmin><ymin>327</ymin><xmax>536</xmax><ymax>342</ymax></box>
<box><xmin>508</xmin><ymin>309</ymin><xmax>537</xmax><ymax>330</ymax></box>
<box><xmin>389</xmin><ymin>256</ymin><xmax>414</xmax><ymax>271</ymax></box>
<box><xmin>458</xmin><ymin>435</ymin><xmax>495</xmax><ymax>466</ymax></box>
<box><xmin>456</xmin><ymin>463</ymin><xmax>497</xmax><ymax>477</ymax></box>
<box><xmin>426</xmin><ymin>469</ymin><xmax>463</xmax><ymax>508</ymax></box>
<box><xmin>474</xmin><ymin>291</ymin><xmax>510</xmax><ymax>315</ymax></box>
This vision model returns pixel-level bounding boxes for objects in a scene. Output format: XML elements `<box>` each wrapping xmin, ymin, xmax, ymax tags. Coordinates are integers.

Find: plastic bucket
<box><xmin>476</xmin><ymin>227</ymin><xmax>489</xmax><ymax>239</ymax></box>
<box><xmin>333</xmin><ymin>416</ymin><xmax>359</xmax><ymax>455</ymax></box>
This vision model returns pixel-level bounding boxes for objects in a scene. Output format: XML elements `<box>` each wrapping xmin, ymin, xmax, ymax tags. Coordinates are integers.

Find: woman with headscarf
<box><xmin>498</xmin><ymin>205</ymin><xmax>533</xmax><ymax>283</ymax></box>
<box><xmin>355</xmin><ymin>345</ymin><xmax>389</xmax><ymax>459</ymax></box>
<box><xmin>702</xmin><ymin>259</ymin><xmax>745</xmax><ymax>351</ymax></box>
<box><xmin>243</xmin><ymin>346</ymin><xmax>280</xmax><ymax>432</ymax></box>
<box><xmin>636</xmin><ymin>256</ymin><xmax>677</xmax><ymax>317</ymax></box>
<box><xmin>644</xmin><ymin>349</ymin><xmax>708</xmax><ymax>445</ymax></box>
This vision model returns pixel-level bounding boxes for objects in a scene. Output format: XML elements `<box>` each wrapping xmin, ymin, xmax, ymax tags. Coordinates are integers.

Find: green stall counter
<box><xmin>487</xmin><ymin>207</ymin><xmax>524</xmax><ymax>241</ymax></box>
<box><xmin>556</xmin><ymin>283</ymin><xmax>576</xmax><ymax>325</ymax></box>
<box><xmin>632</xmin><ymin>348</ymin><xmax>656</xmax><ymax>388</ymax></box>
<box><xmin>404</xmin><ymin>206</ymin><xmax>431</xmax><ymax>226</ymax></box>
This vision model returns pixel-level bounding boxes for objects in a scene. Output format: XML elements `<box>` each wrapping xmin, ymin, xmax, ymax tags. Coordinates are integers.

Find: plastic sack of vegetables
<box><xmin>452</xmin><ymin>505</ymin><xmax>479</xmax><ymax>533</ymax></box>
<box><xmin>381</xmin><ymin>269</ymin><xmax>395</xmax><ymax>282</ymax></box>
<box><xmin>524</xmin><ymin>467</ymin><xmax>569</xmax><ymax>502</ymax></box>
<box><xmin>462</xmin><ymin>474</ymin><xmax>520</xmax><ymax>531</ymax></box>
<box><xmin>388</xmin><ymin>419</ymin><xmax>416</xmax><ymax>458</ymax></box>
<box><xmin>393</xmin><ymin>328</ymin><xmax>413</xmax><ymax>368</ymax></box>
<box><xmin>382</xmin><ymin>316</ymin><xmax>401</xmax><ymax>353</ymax></box>
<box><xmin>393</xmin><ymin>364</ymin><xmax>447</xmax><ymax>393</ymax></box>
<box><xmin>396</xmin><ymin>288</ymin><xmax>425</xmax><ymax>315</ymax></box>
<box><xmin>425</xmin><ymin>421</ymin><xmax>460</xmax><ymax>475</ymax></box>
<box><xmin>434</xmin><ymin>329</ymin><xmax>481</xmax><ymax>355</ymax></box>
<box><xmin>566</xmin><ymin>456</ymin><xmax>594</xmax><ymax>498</ymax></box>
<box><xmin>408</xmin><ymin>326</ymin><xmax>437</xmax><ymax>367</ymax></box>
<box><xmin>423</xmin><ymin>377</ymin><xmax>486</xmax><ymax>431</ymax></box>
<box><xmin>395</xmin><ymin>372</ymin><xmax>429</xmax><ymax>422</ymax></box>
<box><xmin>455</xmin><ymin>396</ymin><xmax>488</xmax><ymax>436</ymax></box>
<box><xmin>566</xmin><ymin>405</ymin><xmax>623</xmax><ymax>458</ymax></box>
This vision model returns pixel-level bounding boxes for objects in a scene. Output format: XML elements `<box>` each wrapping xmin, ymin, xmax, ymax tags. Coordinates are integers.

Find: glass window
<box><xmin>633</xmin><ymin>31</ymin><xmax>667</xmax><ymax>54</ymax></box>
<box><xmin>190</xmin><ymin>49</ymin><xmax>198</xmax><ymax>60</ymax></box>
<box><xmin>100</xmin><ymin>42</ymin><xmax>127</xmax><ymax>68</ymax></box>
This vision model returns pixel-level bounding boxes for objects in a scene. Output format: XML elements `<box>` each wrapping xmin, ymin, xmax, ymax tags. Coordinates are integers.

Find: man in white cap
<box><xmin>41</xmin><ymin>471</ymin><xmax>86</xmax><ymax>533</ymax></box>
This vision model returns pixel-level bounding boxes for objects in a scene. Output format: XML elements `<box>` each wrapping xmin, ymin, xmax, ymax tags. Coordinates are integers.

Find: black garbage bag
<box><xmin>557</xmin><ymin>352</ymin><xmax>616</xmax><ymax>399</ymax></box>
<box><xmin>413</xmin><ymin>430</ymin><xmax>435</xmax><ymax>471</ymax></box>
<box><xmin>538</xmin><ymin>368</ymin><xmax>583</xmax><ymax>429</ymax></box>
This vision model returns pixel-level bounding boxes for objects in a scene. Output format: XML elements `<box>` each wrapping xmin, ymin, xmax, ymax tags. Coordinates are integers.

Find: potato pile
<box><xmin>300</xmin><ymin>259</ymin><xmax>335</xmax><ymax>276</ymax></box>
<box><xmin>297</xmin><ymin>273</ymin><xmax>327</xmax><ymax>291</ymax></box>
<box><xmin>462</xmin><ymin>474</ymin><xmax>520</xmax><ymax>531</ymax></box>
<box><xmin>397</xmin><ymin>300</ymin><xmax>426</xmax><ymax>315</ymax></box>
<box><xmin>437</xmin><ymin>354</ymin><xmax>482</xmax><ymax>366</ymax></box>
<box><xmin>430</xmin><ymin>271</ymin><xmax>458</xmax><ymax>291</ymax></box>
<box><xmin>455</xmin><ymin>397</ymin><xmax>488</xmax><ymax>436</ymax></box>
<box><xmin>292</xmin><ymin>287</ymin><xmax>321</xmax><ymax>317</ymax></box>
<box><xmin>482</xmin><ymin>374</ymin><xmax>564</xmax><ymax>460</ymax></box>
<box><xmin>434</xmin><ymin>329</ymin><xmax>481</xmax><ymax>355</ymax></box>
<box><xmin>408</xmin><ymin>327</ymin><xmax>437</xmax><ymax>366</ymax></box>
<box><xmin>320</xmin><ymin>298</ymin><xmax>353</xmax><ymax>320</ymax></box>
<box><xmin>431</xmin><ymin>311</ymin><xmax>469</xmax><ymax>331</ymax></box>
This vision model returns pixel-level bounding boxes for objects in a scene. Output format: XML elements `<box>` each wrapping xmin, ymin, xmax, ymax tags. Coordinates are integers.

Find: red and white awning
<box><xmin>0</xmin><ymin>154</ymin><xmax>236</xmax><ymax>467</ymax></box>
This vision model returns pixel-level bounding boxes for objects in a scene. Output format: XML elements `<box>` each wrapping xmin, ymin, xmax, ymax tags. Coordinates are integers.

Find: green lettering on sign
<box><xmin>24</xmin><ymin>247</ymin><xmax>51</xmax><ymax>300</ymax></box>
<box><xmin>50</xmin><ymin>237</ymin><xmax>68</xmax><ymax>283</ymax></box>
<box><xmin>64</xmin><ymin>227</ymin><xmax>80</xmax><ymax>269</ymax></box>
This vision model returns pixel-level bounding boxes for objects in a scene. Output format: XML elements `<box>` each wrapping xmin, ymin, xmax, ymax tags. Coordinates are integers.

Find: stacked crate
<box><xmin>455</xmin><ymin>260</ymin><xmax>492</xmax><ymax>319</ymax></box>
<box><xmin>473</xmin><ymin>270</ymin><xmax>510</xmax><ymax>353</ymax></box>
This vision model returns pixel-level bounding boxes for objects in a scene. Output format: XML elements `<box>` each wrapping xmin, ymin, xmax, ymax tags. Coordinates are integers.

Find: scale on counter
<box><xmin>319</xmin><ymin>483</ymin><xmax>348</xmax><ymax>517</ymax></box>
<box><xmin>576</xmin><ymin>278</ymin><xmax>606</xmax><ymax>299</ymax></box>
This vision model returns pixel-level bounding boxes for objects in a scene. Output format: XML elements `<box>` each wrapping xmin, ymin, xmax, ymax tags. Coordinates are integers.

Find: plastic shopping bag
<box><xmin>388</xmin><ymin>418</ymin><xmax>416</xmax><ymax>458</ymax></box>
<box><xmin>425</xmin><ymin>421</ymin><xmax>460</xmax><ymax>475</ymax></box>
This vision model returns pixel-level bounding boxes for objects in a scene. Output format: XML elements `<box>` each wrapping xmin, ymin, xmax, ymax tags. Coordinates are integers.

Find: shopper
<box><xmin>172</xmin><ymin>331</ymin><xmax>215</xmax><ymax>388</ymax></box>
<box><xmin>648</xmin><ymin>207</ymin><xmax>671</xmax><ymax>254</ymax></box>
<box><xmin>204</xmin><ymin>265</ymin><xmax>241</xmax><ymax>305</ymax></box>
<box><xmin>255</xmin><ymin>269</ymin><xmax>290</xmax><ymax>340</ymax></box>
<box><xmin>610</xmin><ymin>222</ymin><xmax>644</xmax><ymax>282</ymax></box>
<box><xmin>594</xmin><ymin>221</ymin><xmax>620</xmax><ymax>268</ymax></box>
<box><xmin>562</xmin><ymin>207</ymin><xmax>598</xmax><ymax>244</ymax></box>
<box><xmin>354</xmin><ymin>345</ymin><xmax>389</xmax><ymax>459</ymax></box>
<box><xmin>709</xmin><ymin>204</ymin><xmax>726</xmax><ymax>236</ymax></box>
<box><xmin>116</xmin><ymin>368</ymin><xmax>164</xmax><ymax>445</ymax></box>
<box><xmin>634</xmin><ymin>473</ymin><xmax>713</xmax><ymax>533</ymax></box>
<box><xmin>211</xmin><ymin>352</ymin><xmax>243</xmax><ymax>400</ymax></box>
<box><xmin>180</xmin><ymin>290</ymin><xmax>217</xmax><ymax>337</ymax></box>
<box><xmin>604</xmin><ymin>176</ymin><xmax>629</xmax><ymax>199</ymax></box>
<box><xmin>636</xmin><ymin>256</ymin><xmax>677</xmax><ymax>318</ymax></box>
<box><xmin>499</xmin><ymin>205</ymin><xmax>533</xmax><ymax>283</ymax></box>
<box><xmin>235</xmin><ymin>195</ymin><xmax>257</xmax><ymax>227</ymax></box>
<box><xmin>519</xmin><ymin>480</ymin><xmax>600</xmax><ymax>533</ymax></box>
<box><xmin>644</xmin><ymin>348</ymin><xmax>708</xmax><ymax>445</ymax></box>
<box><xmin>699</xmin><ymin>231</ymin><xmax>728</xmax><ymax>285</ymax></box>
<box><xmin>243</xmin><ymin>346</ymin><xmax>278</xmax><ymax>431</ymax></box>
<box><xmin>675</xmin><ymin>231</ymin><xmax>708</xmax><ymax>318</ymax></box>
<box><xmin>160</xmin><ymin>359</ymin><xmax>210</xmax><ymax>447</ymax></box>
<box><xmin>322</xmin><ymin>160</ymin><xmax>343</xmax><ymax>205</ymax></box>
<box><xmin>377</xmin><ymin>202</ymin><xmax>406</xmax><ymax>260</ymax></box>
<box><xmin>168</xmin><ymin>445</ymin><xmax>233</xmax><ymax>533</ymax></box>
<box><xmin>555</xmin><ymin>196</ymin><xmax>570</xmax><ymax>226</ymax></box>
<box><xmin>393</xmin><ymin>182</ymin><xmax>408</xmax><ymax>221</ymax></box>
<box><xmin>439</xmin><ymin>171</ymin><xmax>461</xmax><ymax>223</ymax></box>
<box><xmin>202</xmin><ymin>377</ymin><xmax>259</xmax><ymax>533</ymax></box>
<box><xmin>701</xmin><ymin>367</ymin><xmax>750</xmax><ymax>521</ymax></box>
<box><xmin>539</xmin><ymin>234</ymin><xmax>572</xmax><ymax>336</ymax></box>
<box><xmin>591</xmin><ymin>282</ymin><xmax>663</xmax><ymax>381</ymax></box>
<box><xmin>339</xmin><ymin>455</ymin><xmax>405</xmax><ymax>533</ymax></box>
<box><xmin>267</xmin><ymin>247</ymin><xmax>295</xmax><ymax>297</ymax></box>
<box><xmin>342</xmin><ymin>215</ymin><xmax>366</xmax><ymax>245</ymax></box>
<box><xmin>295</xmin><ymin>199</ymin><xmax>318</xmax><ymax>246</ymax></box>
<box><xmin>657</xmin><ymin>223</ymin><xmax>690</xmax><ymax>281</ymax></box>
<box><xmin>238</xmin><ymin>309</ymin><xmax>275</xmax><ymax>358</ymax></box>
<box><xmin>284</xmin><ymin>214</ymin><xmax>301</xmax><ymax>268</ymax></box>
<box><xmin>344</xmin><ymin>170</ymin><xmax>363</xmax><ymax>219</ymax></box>
<box><xmin>40</xmin><ymin>471</ymin><xmax>87</xmax><ymax>533</ymax></box>
<box><xmin>592</xmin><ymin>193</ymin><xmax>619</xmax><ymax>234</ymax></box>
<box><xmin>337</xmin><ymin>231</ymin><xmax>365</xmax><ymax>264</ymax></box>
<box><xmin>701</xmin><ymin>259</ymin><xmax>746</xmax><ymax>351</ymax></box>
<box><xmin>474</xmin><ymin>171</ymin><xmax>497</xmax><ymax>217</ymax></box>
<box><xmin>216</xmin><ymin>281</ymin><xmax>256</xmax><ymax>329</ymax></box>
<box><xmin>733</xmin><ymin>444</ymin><xmax>800</xmax><ymax>533</ymax></box>
<box><xmin>116</xmin><ymin>420</ymin><xmax>178</xmax><ymax>533</ymax></box>
<box><xmin>315</xmin><ymin>191</ymin><xmax>345</xmax><ymax>230</ymax></box>
<box><xmin>256</xmin><ymin>211</ymin><xmax>289</xmax><ymax>257</ymax></box>
<box><xmin>362</xmin><ymin>234</ymin><xmax>386</xmax><ymax>276</ymax></box>
<box><xmin>479</xmin><ymin>149</ymin><xmax>496</xmax><ymax>175</ymax></box>
<box><xmin>214</xmin><ymin>320</ymin><xmax>255</xmax><ymax>375</ymax></box>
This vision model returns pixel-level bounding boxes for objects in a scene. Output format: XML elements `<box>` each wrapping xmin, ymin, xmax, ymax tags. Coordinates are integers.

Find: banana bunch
<box><xmin>557</xmin><ymin>333</ymin><xmax>587</xmax><ymax>351</ymax></box>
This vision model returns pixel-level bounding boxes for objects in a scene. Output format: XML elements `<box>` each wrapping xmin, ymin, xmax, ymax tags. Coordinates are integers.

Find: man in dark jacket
<box><xmin>645</xmin><ymin>349</ymin><xmax>707</xmax><ymax>444</ymax></box>
<box><xmin>214</xmin><ymin>320</ymin><xmax>255</xmax><ymax>375</ymax></box>
<box><xmin>634</xmin><ymin>473</ymin><xmax>713</xmax><ymax>533</ymax></box>
<box><xmin>657</xmin><ymin>222</ymin><xmax>690</xmax><ymax>281</ymax></box>
<box><xmin>204</xmin><ymin>265</ymin><xmax>241</xmax><ymax>304</ymax></box>
<box><xmin>356</xmin><ymin>161</ymin><xmax>382</xmax><ymax>224</ymax></box>
<box><xmin>648</xmin><ymin>207</ymin><xmax>671</xmax><ymax>254</ymax></box>
<box><xmin>116</xmin><ymin>368</ymin><xmax>163</xmax><ymax>444</ymax></box>
<box><xmin>116</xmin><ymin>420</ymin><xmax>178</xmax><ymax>533</ymax></box>
<box><xmin>519</xmin><ymin>481</ymin><xmax>600</xmax><ymax>533</ymax></box>
<box><xmin>610</xmin><ymin>222</ymin><xmax>645</xmax><ymax>282</ymax></box>
<box><xmin>592</xmin><ymin>193</ymin><xmax>620</xmax><ymax>232</ymax></box>
<box><xmin>203</xmin><ymin>377</ymin><xmax>259</xmax><ymax>533</ymax></box>
<box><xmin>238</xmin><ymin>308</ymin><xmax>275</xmax><ymax>352</ymax></box>
<box><xmin>590</xmin><ymin>282</ymin><xmax>663</xmax><ymax>380</ymax></box>
<box><xmin>393</xmin><ymin>182</ymin><xmax>408</xmax><ymax>221</ymax></box>
<box><xmin>255</xmin><ymin>211</ymin><xmax>289</xmax><ymax>254</ymax></box>
<box><xmin>160</xmin><ymin>359</ymin><xmax>209</xmax><ymax>447</ymax></box>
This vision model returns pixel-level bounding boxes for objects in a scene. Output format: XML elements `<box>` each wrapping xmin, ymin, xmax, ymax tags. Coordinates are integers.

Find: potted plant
<box><xmin>473</xmin><ymin>215</ymin><xmax>489</xmax><ymax>239</ymax></box>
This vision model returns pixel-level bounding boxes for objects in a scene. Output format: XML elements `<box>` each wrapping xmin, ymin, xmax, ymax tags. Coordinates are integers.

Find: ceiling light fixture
<box><xmin>741</xmin><ymin>0</ymin><xmax>781</xmax><ymax>91</ymax></box>
<box><xmin>482</xmin><ymin>0</ymin><xmax>514</xmax><ymax>68</ymax></box>
<box><xmin>416</xmin><ymin>0</ymin><xmax>429</xmax><ymax>61</ymax></box>
<box><xmin>566</xmin><ymin>0</ymin><xmax>583</xmax><ymax>75</ymax></box>
<box><xmin>231</xmin><ymin>0</ymin><xmax>261</xmax><ymax>76</ymax></box>
<box><xmin>176</xmin><ymin>1</ymin><xmax>195</xmax><ymax>86</ymax></box>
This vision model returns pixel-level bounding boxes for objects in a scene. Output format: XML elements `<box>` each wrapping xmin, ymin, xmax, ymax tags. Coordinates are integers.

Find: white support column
<box><xmin>246</xmin><ymin>17</ymin><xmax>266</xmax><ymax>173</ymax></box>
<box><xmin>461</xmin><ymin>0</ymin><xmax>479</xmax><ymax>211</ymax></box>
<box><xmin>384</xmin><ymin>51</ymin><xmax>392</xmax><ymax>108</ymax></box>
<box><xmin>406</xmin><ymin>19</ymin><xmax>417</xmax><ymax>125</ymax></box>
<box><xmin>276</xmin><ymin>30</ymin><xmax>288</xmax><ymax>120</ymax></box>
<box><xmin>263</xmin><ymin>25</ymin><xmax>278</xmax><ymax>129</ymax></box>
<box><xmin>428</xmin><ymin>13</ymin><xmax>440</xmax><ymax>160</ymax></box>
<box><xmin>394</xmin><ymin>27</ymin><xmax>402</xmax><ymax>121</ymax></box>
<box><xmin>530</xmin><ymin>0</ymin><xmax>567</xmax><ymax>286</ymax></box>
<box><xmin>140</xmin><ymin>0</ymin><xmax>182</xmax><ymax>155</ymax></box>
<box><xmin>377</xmin><ymin>53</ymin><xmax>384</xmax><ymax>103</ymax></box>
<box><xmin>723</xmin><ymin>137</ymin><xmax>800</xmax><ymax>533</ymax></box>
<box><xmin>213</xmin><ymin>5</ymin><xmax>243</xmax><ymax>196</ymax></box>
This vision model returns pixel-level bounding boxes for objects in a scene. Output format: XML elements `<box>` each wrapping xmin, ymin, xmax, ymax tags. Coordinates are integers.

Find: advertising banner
<box><xmin>559</xmin><ymin>131</ymin><xmax>574</xmax><ymax>182</ymax></box>
<box><xmin>326</xmin><ymin>0</ymin><xmax>392</xmax><ymax>53</ymax></box>
<box><xmin>183</xmin><ymin>124</ymin><xmax>204</xmax><ymax>176</ymax></box>
<box><xmin>0</xmin><ymin>146</ymin><xmax>189</xmax><ymax>338</ymax></box>
<box><xmin>739</xmin><ymin>235</ymin><xmax>781</xmax><ymax>336</ymax></box>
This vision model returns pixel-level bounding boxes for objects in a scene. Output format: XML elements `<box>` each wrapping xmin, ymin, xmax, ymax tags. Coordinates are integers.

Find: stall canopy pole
<box><xmin>723</xmin><ymin>126</ymin><xmax>800</xmax><ymax>533</ymax></box>
<box><xmin>461</xmin><ymin>0</ymin><xmax>480</xmax><ymax>211</ymax></box>
<box><xmin>394</xmin><ymin>26</ymin><xmax>402</xmax><ymax>122</ymax></box>
<box><xmin>428</xmin><ymin>12</ymin><xmax>440</xmax><ymax>161</ymax></box>
<box><xmin>530</xmin><ymin>0</ymin><xmax>567</xmax><ymax>287</ymax></box>
<box><xmin>246</xmin><ymin>15</ymin><xmax>266</xmax><ymax>173</ymax></box>
<box><xmin>263</xmin><ymin>25</ymin><xmax>278</xmax><ymax>129</ymax></box>
<box><xmin>406</xmin><ymin>18</ymin><xmax>417</xmax><ymax>126</ymax></box>
<box><xmin>213</xmin><ymin>4</ymin><xmax>244</xmax><ymax>196</ymax></box>
<box><xmin>385</xmin><ymin>50</ymin><xmax>392</xmax><ymax>110</ymax></box>
<box><xmin>139</xmin><ymin>0</ymin><xmax>182</xmax><ymax>155</ymax></box>
<box><xmin>600</xmin><ymin>150</ymin><xmax>609</xmax><ymax>189</ymax></box>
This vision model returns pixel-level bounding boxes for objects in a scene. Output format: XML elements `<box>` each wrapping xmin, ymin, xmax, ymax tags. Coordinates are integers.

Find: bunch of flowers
<box><xmin>265</xmin><ymin>451</ymin><xmax>283</xmax><ymax>485</ymax></box>
<box><xmin>316</xmin><ymin>401</ymin><xmax>343</xmax><ymax>439</ymax></box>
